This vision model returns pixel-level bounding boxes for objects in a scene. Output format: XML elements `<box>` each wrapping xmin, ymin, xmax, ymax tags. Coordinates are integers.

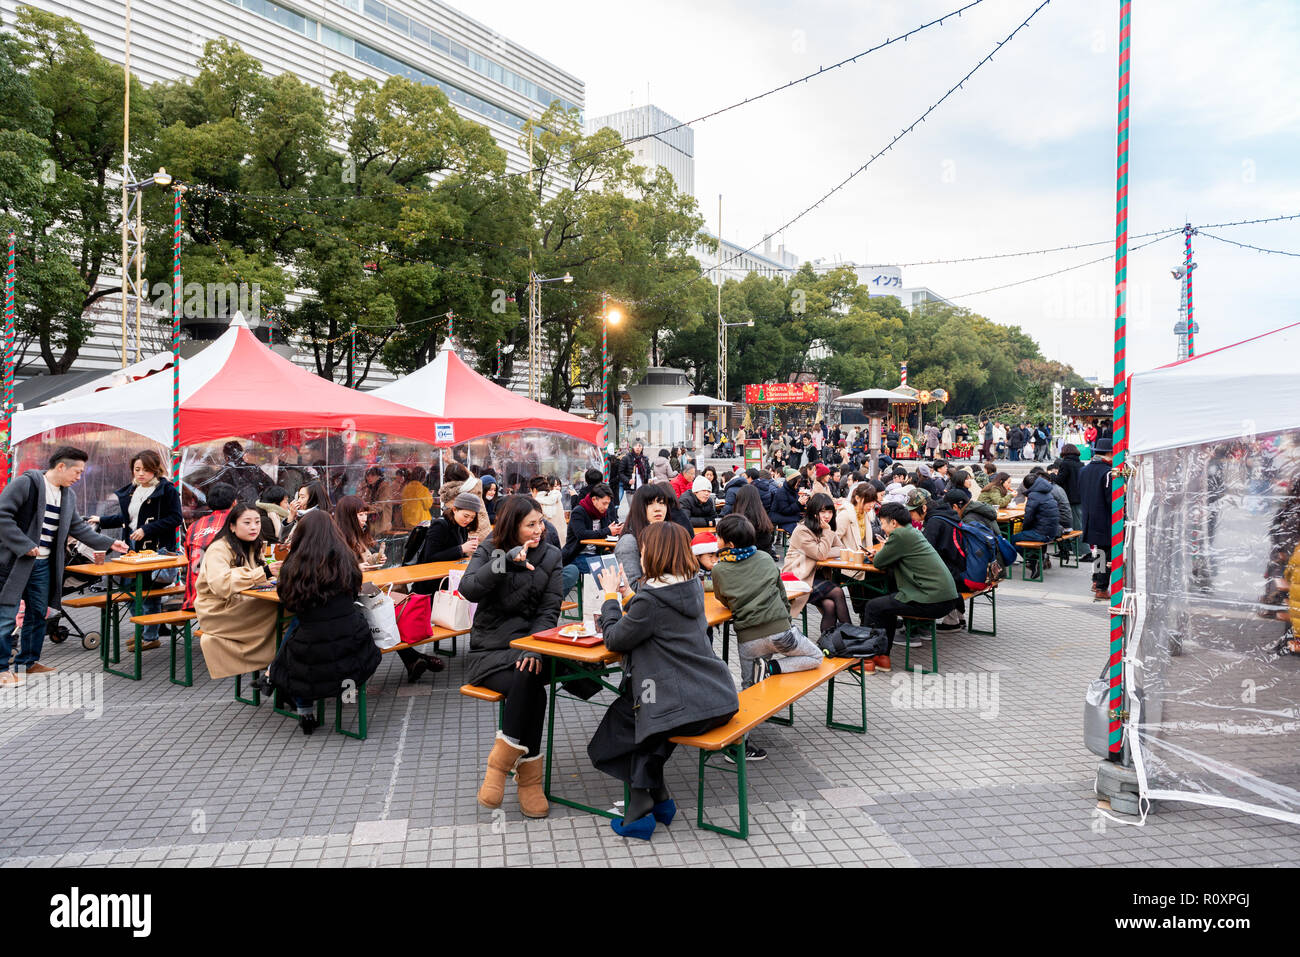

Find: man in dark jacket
<box><xmin>719</xmin><ymin>468</ymin><xmax>755</xmax><ymax>516</ymax></box>
<box><xmin>1052</xmin><ymin>444</ymin><xmax>1085</xmax><ymax>558</ymax></box>
<box><xmin>751</xmin><ymin>469</ymin><xmax>779</xmax><ymax>512</ymax></box>
<box><xmin>562</xmin><ymin>483</ymin><xmax>622</xmax><ymax>596</ymax></box>
<box><xmin>678</xmin><ymin>476</ymin><xmax>718</xmax><ymax>527</ymax></box>
<box><xmin>1078</xmin><ymin>438</ymin><xmax>1114</xmax><ymax>600</ymax></box>
<box><xmin>1007</xmin><ymin>425</ymin><xmax>1024</xmax><ymax>462</ymax></box>
<box><xmin>921</xmin><ymin>491</ymin><xmax>968</xmax><ymax>629</ymax></box>
<box><xmin>0</xmin><ymin>446</ymin><xmax>127</xmax><ymax>683</ymax></box>
<box><xmin>768</xmin><ymin>470</ymin><xmax>804</xmax><ymax>534</ymax></box>
<box><xmin>619</xmin><ymin>441</ymin><xmax>650</xmax><ymax>501</ymax></box>
<box><xmin>1012</xmin><ymin>475</ymin><xmax>1061</xmax><ymax>577</ymax></box>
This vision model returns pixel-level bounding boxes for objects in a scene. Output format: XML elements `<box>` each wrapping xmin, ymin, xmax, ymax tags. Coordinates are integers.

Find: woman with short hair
<box><xmin>615</xmin><ymin>484</ymin><xmax>673</xmax><ymax>590</ymax></box>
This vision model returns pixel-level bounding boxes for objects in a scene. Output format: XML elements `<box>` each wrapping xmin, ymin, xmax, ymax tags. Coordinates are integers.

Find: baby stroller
<box><xmin>45</xmin><ymin>539</ymin><xmax>108</xmax><ymax>651</ymax></box>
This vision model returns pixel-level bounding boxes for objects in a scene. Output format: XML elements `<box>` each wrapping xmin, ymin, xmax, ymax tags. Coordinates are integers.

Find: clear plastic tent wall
<box><xmin>16</xmin><ymin>425</ymin><xmax>599</xmax><ymax>548</ymax></box>
<box><xmin>1127</xmin><ymin>427</ymin><xmax>1300</xmax><ymax>823</ymax></box>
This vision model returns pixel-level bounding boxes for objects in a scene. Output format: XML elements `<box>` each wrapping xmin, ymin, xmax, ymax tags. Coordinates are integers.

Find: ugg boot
<box><xmin>477</xmin><ymin>732</ymin><xmax>527</xmax><ymax>809</ymax></box>
<box><xmin>514</xmin><ymin>754</ymin><xmax>550</xmax><ymax>819</ymax></box>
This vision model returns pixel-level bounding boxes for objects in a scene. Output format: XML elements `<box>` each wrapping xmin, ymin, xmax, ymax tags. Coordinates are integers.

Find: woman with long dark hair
<box><xmin>781</xmin><ymin>492</ymin><xmax>852</xmax><ymax>634</ymax></box>
<box><xmin>259</xmin><ymin>511</ymin><xmax>381</xmax><ymax>734</ymax></box>
<box><xmin>459</xmin><ymin>495</ymin><xmax>563</xmax><ymax>820</ymax></box>
<box><xmin>702</xmin><ymin>465</ymin><xmax>720</xmax><ymax>496</ymax></box>
<box><xmin>334</xmin><ymin>494</ymin><xmax>384</xmax><ymax>567</ymax></box>
<box><xmin>731</xmin><ymin>483</ymin><xmax>776</xmax><ymax>560</ymax></box>
<box><xmin>195</xmin><ymin>504</ymin><xmax>280</xmax><ymax>681</ymax></box>
<box><xmin>615</xmin><ymin>484</ymin><xmax>673</xmax><ymax>590</ymax></box>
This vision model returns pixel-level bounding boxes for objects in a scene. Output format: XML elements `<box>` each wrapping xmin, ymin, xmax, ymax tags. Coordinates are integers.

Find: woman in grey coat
<box><xmin>590</xmin><ymin>522</ymin><xmax>738</xmax><ymax>840</ymax></box>
<box><xmin>458</xmin><ymin>495</ymin><xmax>563</xmax><ymax>820</ymax></box>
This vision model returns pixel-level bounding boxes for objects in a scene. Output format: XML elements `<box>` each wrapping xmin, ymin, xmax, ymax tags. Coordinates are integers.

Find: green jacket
<box><xmin>871</xmin><ymin>524</ymin><xmax>959</xmax><ymax>605</ymax></box>
<box><xmin>710</xmin><ymin>549</ymin><xmax>792</xmax><ymax>644</ymax></box>
<box><xmin>979</xmin><ymin>484</ymin><xmax>1011</xmax><ymax>508</ymax></box>
<box><xmin>973</xmin><ymin>469</ymin><xmax>990</xmax><ymax>488</ymax></box>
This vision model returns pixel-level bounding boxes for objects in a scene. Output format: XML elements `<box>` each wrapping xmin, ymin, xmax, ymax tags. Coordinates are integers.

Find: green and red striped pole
<box><xmin>601</xmin><ymin>293</ymin><xmax>611</xmax><ymax>482</ymax></box>
<box><xmin>171</xmin><ymin>187</ymin><xmax>183</xmax><ymax>549</ymax></box>
<box><xmin>1108</xmin><ymin>0</ymin><xmax>1132</xmax><ymax>758</ymax></box>
<box><xmin>1</xmin><ymin>231</ymin><xmax>14</xmax><ymax>490</ymax></box>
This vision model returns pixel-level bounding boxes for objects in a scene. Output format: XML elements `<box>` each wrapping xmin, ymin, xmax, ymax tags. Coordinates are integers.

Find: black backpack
<box><xmin>402</xmin><ymin>524</ymin><xmax>429</xmax><ymax>566</ymax></box>
<box><xmin>817</xmin><ymin>624</ymin><xmax>889</xmax><ymax>658</ymax></box>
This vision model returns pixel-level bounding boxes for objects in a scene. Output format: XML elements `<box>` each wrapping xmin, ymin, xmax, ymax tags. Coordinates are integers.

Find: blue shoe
<box><xmin>652</xmin><ymin>799</ymin><xmax>676</xmax><ymax>826</ymax></box>
<box><xmin>610</xmin><ymin>813</ymin><xmax>656</xmax><ymax>840</ymax></box>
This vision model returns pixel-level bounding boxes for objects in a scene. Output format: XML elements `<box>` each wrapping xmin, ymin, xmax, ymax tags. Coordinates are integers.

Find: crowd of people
<box><xmin>0</xmin><ymin>426</ymin><xmax>1117</xmax><ymax>840</ymax></box>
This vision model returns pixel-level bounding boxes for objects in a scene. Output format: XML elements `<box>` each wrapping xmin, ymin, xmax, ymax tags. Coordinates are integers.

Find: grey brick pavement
<box><xmin>1</xmin><ymin>560</ymin><xmax>1298</xmax><ymax>867</ymax></box>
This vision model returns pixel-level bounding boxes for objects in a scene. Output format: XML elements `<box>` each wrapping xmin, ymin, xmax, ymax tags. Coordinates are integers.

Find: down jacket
<box><xmin>268</xmin><ymin>591</ymin><xmax>381</xmax><ymax>701</ymax></box>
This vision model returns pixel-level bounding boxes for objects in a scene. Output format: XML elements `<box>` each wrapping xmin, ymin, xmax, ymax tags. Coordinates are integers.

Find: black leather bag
<box><xmin>817</xmin><ymin>623</ymin><xmax>889</xmax><ymax>658</ymax></box>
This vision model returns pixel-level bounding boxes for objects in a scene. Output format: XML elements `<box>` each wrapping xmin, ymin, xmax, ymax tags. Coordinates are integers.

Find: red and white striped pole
<box><xmin>900</xmin><ymin>360</ymin><xmax>907</xmax><ymax>388</ymax></box>
<box><xmin>1108</xmin><ymin>0</ymin><xmax>1132</xmax><ymax>759</ymax></box>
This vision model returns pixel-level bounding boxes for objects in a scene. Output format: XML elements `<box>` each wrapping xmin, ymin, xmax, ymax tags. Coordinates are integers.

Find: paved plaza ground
<box><xmin>1</xmin><ymin>557</ymin><xmax>1297</xmax><ymax>868</ymax></box>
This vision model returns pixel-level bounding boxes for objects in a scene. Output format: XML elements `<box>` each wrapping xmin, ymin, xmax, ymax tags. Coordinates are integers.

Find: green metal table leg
<box><xmin>766</xmin><ymin>702</ymin><xmax>794</xmax><ymax>727</ymax></box>
<box><xmin>169</xmin><ymin>621</ymin><xmax>193</xmax><ymax>687</ymax></box>
<box><xmin>234</xmin><ymin>672</ymin><xmax>261</xmax><ymax>706</ymax></box>
<box><xmin>105</xmin><ymin>572</ymin><xmax>144</xmax><ymax>680</ymax></box>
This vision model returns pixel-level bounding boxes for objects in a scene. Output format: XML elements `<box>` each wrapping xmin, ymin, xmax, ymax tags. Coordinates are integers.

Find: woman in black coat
<box><xmin>412</xmin><ymin>494</ymin><xmax>482</xmax><ymax>593</ymax></box>
<box><xmin>95</xmin><ymin>450</ymin><xmax>184</xmax><ymax>648</ymax></box>
<box><xmin>768</xmin><ymin>474</ymin><xmax>805</xmax><ymax>535</ymax></box>
<box><xmin>263</xmin><ymin>511</ymin><xmax>381</xmax><ymax>735</ymax></box>
<box><xmin>458</xmin><ymin>494</ymin><xmax>563</xmax><ymax>820</ymax></box>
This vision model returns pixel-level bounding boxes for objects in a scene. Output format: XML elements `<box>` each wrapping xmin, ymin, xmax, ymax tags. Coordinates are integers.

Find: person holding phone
<box><xmin>194</xmin><ymin>504</ymin><xmax>281</xmax><ymax>682</ymax></box>
<box><xmin>458</xmin><ymin>495</ymin><xmax>563</xmax><ymax>820</ymax></box>
<box><xmin>589</xmin><ymin>522</ymin><xmax>738</xmax><ymax>840</ymax></box>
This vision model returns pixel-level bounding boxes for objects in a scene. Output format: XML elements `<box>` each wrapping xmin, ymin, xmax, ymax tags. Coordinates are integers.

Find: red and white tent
<box><xmin>12</xmin><ymin>316</ymin><xmax>437</xmax><ymax>446</ymax></box>
<box><xmin>372</xmin><ymin>342</ymin><xmax>604</xmax><ymax>448</ymax></box>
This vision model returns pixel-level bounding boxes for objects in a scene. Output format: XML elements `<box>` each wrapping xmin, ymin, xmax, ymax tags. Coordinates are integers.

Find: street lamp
<box><xmin>527</xmin><ymin>271</ymin><xmax>574</xmax><ymax>400</ymax></box>
<box><xmin>601</xmin><ymin>294</ymin><xmax>624</xmax><ymax>477</ymax></box>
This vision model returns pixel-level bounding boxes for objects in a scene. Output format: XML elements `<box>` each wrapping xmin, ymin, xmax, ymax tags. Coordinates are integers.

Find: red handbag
<box><xmin>395</xmin><ymin>593</ymin><xmax>433</xmax><ymax>644</ymax></box>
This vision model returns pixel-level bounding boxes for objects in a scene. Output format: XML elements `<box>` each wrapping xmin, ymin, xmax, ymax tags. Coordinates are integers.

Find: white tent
<box><xmin>1129</xmin><ymin>321</ymin><xmax>1300</xmax><ymax>454</ymax></box>
<box><xmin>1125</xmin><ymin>321</ymin><xmax>1300</xmax><ymax>825</ymax></box>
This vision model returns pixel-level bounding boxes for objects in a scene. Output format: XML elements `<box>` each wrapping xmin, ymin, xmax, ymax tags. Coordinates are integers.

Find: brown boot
<box><xmin>477</xmin><ymin>732</ymin><xmax>527</xmax><ymax>809</ymax></box>
<box><xmin>515</xmin><ymin>754</ymin><xmax>549</xmax><ymax>819</ymax></box>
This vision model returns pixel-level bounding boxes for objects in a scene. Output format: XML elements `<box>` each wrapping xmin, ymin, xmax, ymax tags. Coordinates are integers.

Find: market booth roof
<box><xmin>1129</xmin><ymin>321</ymin><xmax>1300</xmax><ymax>455</ymax></box>
<box><xmin>372</xmin><ymin>342</ymin><xmax>605</xmax><ymax>448</ymax></box>
<box><xmin>11</xmin><ymin>316</ymin><xmax>438</xmax><ymax>447</ymax></box>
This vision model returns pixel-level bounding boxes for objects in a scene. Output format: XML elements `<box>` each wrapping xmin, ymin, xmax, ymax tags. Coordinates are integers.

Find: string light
<box><xmin>1198</xmin><ymin>231</ymin><xmax>1300</xmax><ymax>258</ymax></box>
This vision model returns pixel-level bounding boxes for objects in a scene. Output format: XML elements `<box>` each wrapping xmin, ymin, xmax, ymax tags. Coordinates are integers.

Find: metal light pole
<box><xmin>716</xmin><ymin>195</ymin><xmax>725</xmax><ymax>412</ymax></box>
<box><xmin>601</xmin><ymin>294</ymin><xmax>622</xmax><ymax>478</ymax></box>
<box><xmin>527</xmin><ymin>271</ymin><xmax>572</xmax><ymax>401</ymax></box>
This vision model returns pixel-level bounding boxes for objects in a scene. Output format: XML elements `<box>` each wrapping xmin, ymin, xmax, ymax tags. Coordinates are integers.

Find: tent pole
<box><xmin>1108</xmin><ymin>0</ymin><xmax>1132</xmax><ymax>764</ymax></box>
<box><xmin>171</xmin><ymin>186</ymin><xmax>183</xmax><ymax>549</ymax></box>
<box><xmin>1</xmin><ymin>231</ymin><xmax>14</xmax><ymax>492</ymax></box>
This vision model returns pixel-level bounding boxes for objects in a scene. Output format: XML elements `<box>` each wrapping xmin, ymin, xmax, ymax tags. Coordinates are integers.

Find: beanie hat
<box><xmin>692</xmin><ymin>475</ymin><xmax>713</xmax><ymax>494</ymax></box>
<box><xmin>453</xmin><ymin>492</ymin><xmax>482</xmax><ymax>511</ymax></box>
<box><xmin>783</xmin><ymin>467</ymin><xmax>799</xmax><ymax>480</ymax></box>
<box><xmin>814</xmin><ymin>463</ymin><xmax>830</xmax><ymax>479</ymax></box>
<box><xmin>691</xmin><ymin>532</ymin><xmax>719</xmax><ymax>555</ymax></box>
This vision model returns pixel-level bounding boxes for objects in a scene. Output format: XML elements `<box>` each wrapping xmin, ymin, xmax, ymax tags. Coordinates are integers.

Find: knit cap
<box><xmin>454</xmin><ymin>492</ymin><xmax>481</xmax><ymax>511</ymax></box>
<box><xmin>692</xmin><ymin>475</ymin><xmax>712</xmax><ymax>494</ymax></box>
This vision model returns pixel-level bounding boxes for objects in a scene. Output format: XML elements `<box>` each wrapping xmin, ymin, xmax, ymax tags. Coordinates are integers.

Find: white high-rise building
<box><xmin>2</xmin><ymin>0</ymin><xmax>585</xmax><ymax>381</ymax></box>
<box><xmin>587</xmin><ymin>104</ymin><xmax>694</xmax><ymax>198</ymax></box>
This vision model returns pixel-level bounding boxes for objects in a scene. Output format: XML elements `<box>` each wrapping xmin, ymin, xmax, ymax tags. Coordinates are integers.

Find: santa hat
<box><xmin>691</xmin><ymin>532</ymin><xmax>719</xmax><ymax>555</ymax></box>
<box><xmin>780</xmin><ymin>571</ymin><xmax>812</xmax><ymax>594</ymax></box>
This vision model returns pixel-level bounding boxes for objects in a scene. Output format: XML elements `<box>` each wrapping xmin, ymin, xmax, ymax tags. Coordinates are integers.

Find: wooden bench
<box><xmin>460</xmin><ymin>683</ymin><xmax>506</xmax><ymax>728</ymax></box>
<box><xmin>1015</xmin><ymin>540</ymin><xmax>1048</xmax><ymax>581</ymax></box>
<box><xmin>127</xmin><ymin>609</ymin><xmax>197</xmax><ymax>686</ymax></box>
<box><xmin>63</xmin><ymin>584</ymin><xmax>183</xmax><ymax>608</ymax></box>
<box><xmin>669</xmin><ymin>656</ymin><xmax>868</xmax><ymax>839</ymax></box>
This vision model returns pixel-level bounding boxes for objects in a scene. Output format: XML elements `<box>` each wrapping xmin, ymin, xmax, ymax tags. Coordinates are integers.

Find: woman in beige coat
<box><xmin>196</xmin><ymin>504</ymin><xmax>281</xmax><ymax>680</ymax></box>
<box><xmin>781</xmin><ymin>492</ymin><xmax>852</xmax><ymax>633</ymax></box>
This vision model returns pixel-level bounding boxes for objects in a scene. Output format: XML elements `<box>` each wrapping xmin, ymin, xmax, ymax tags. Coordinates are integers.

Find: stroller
<box><xmin>45</xmin><ymin>539</ymin><xmax>109</xmax><ymax>651</ymax></box>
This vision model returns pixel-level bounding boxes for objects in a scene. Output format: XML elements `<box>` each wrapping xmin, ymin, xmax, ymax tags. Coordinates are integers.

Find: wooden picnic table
<box><xmin>579</xmin><ymin>537</ymin><xmax>620</xmax><ymax>549</ymax></box>
<box><xmin>67</xmin><ymin>553</ymin><xmax>187</xmax><ymax>681</ymax></box>
<box><xmin>241</xmin><ymin>559</ymin><xmax>469</xmax><ymax>603</ymax></box>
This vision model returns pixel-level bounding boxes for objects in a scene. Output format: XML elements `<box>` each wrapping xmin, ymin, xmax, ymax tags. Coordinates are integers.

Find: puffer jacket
<box><xmin>678</xmin><ymin>490</ymin><xmax>717</xmax><ymax>527</ymax></box>
<box><xmin>458</xmin><ymin>535</ymin><xmax>563</xmax><ymax>686</ymax></box>
<box><xmin>652</xmin><ymin>455</ymin><xmax>677</xmax><ymax>484</ymax></box>
<box><xmin>768</xmin><ymin>480</ymin><xmax>804</xmax><ymax>534</ymax></box>
<box><xmin>961</xmin><ymin>498</ymin><xmax>1000</xmax><ymax>535</ymax></box>
<box><xmin>1053</xmin><ymin>451</ymin><xmax>1084</xmax><ymax>504</ymax></box>
<box><xmin>1047</xmin><ymin>481</ymin><xmax>1073</xmax><ymax>530</ymax></box>
<box><xmin>719</xmin><ymin>475</ymin><xmax>748</xmax><ymax>516</ymax></box>
<box><xmin>1022</xmin><ymin>477</ymin><xmax>1062</xmax><ymax>540</ymax></box>
<box><xmin>268</xmin><ymin>591</ymin><xmax>381</xmax><ymax>701</ymax></box>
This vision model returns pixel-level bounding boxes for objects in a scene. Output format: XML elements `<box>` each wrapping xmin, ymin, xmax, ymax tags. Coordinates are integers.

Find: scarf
<box><xmin>717</xmin><ymin>545</ymin><xmax>756</xmax><ymax>563</ymax></box>
<box><xmin>579</xmin><ymin>494</ymin><xmax>603</xmax><ymax>521</ymax></box>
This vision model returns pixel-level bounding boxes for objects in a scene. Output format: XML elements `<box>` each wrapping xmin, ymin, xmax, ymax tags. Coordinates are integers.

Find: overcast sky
<box><xmin>459</xmin><ymin>0</ymin><xmax>1300</xmax><ymax>383</ymax></box>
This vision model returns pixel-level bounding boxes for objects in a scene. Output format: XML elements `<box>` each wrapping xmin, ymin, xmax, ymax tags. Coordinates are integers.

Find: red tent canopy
<box><xmin>372</xmin><ymin>344</ymin><xmax>604</xmax><ymax>448</ymax></box>
<box><xmin>12</xmin><ymin>318</ymin><xmax>438</xmax><ymax>446</ymax></box>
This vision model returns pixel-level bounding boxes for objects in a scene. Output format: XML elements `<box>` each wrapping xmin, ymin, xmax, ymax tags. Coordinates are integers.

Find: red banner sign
<box><xmin>744</xmin><ymin>382</ymin><xmax>819</xmax><ymax>404</ymax></box>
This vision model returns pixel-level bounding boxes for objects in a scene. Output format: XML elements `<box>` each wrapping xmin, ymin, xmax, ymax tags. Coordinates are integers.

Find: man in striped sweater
<box><xmin>0</xmin><ymin>447</ymin><xmax>126</xmax><ymax>685</ymax></box>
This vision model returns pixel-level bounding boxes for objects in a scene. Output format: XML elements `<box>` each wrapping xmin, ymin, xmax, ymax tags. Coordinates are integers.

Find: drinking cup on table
<box><xmin>92</xmin><ymin>550</ymin><xmax>107</xmax><ymax>564</ymax></box>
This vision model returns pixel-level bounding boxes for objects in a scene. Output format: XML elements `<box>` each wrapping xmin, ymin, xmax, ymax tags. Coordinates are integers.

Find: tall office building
<box><xmin>1</xmin><ymin>0</ymin><xmax>585</xmax><ymax>380</ymax></box>
<box><xmin>587</xmin><ymin>104</ymin><xmax>694</xmax><ymax>198</ymax></box>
